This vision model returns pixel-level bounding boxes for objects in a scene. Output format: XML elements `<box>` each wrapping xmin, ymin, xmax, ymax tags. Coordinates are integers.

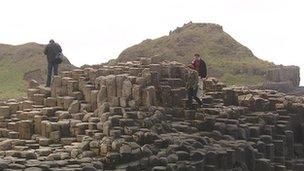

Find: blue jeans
<box><xmin>46</xmin><ymin>62</ymin><xmax>59</xmax><ymax>87</ymax></box>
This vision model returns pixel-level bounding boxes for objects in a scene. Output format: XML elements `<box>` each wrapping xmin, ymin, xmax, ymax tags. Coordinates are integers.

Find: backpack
<box><xmin>55</xmin><ymin>52</ymin><xmax>63</xmax><ymax>64</ymax></box>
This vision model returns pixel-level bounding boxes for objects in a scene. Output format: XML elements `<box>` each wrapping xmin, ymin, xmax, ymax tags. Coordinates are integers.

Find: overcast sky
<box><xmin>1</xmin><ymin>0</ymin><xmax>303</xmax><ymax>84</ymax></box>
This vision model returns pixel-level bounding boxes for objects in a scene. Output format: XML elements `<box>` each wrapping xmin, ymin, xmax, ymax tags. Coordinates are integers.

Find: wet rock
<box><xmin>82</xmin><ymin>165</ymin><xmax>97</xmax><ymax>171</ymax></box>
<box><xmin>152</xmin><ymin>166</ymin><xmax>167</xmax><ymax>171</ymax></box>
<box><xmin>0</xmin><ymin>139</ymin><xmax>13</xmax><ymax>151</ymax></box>
<box><xmin>24</xmin><ymin>167</ymin><xmax>43</xmax><ymax>171</ymax></box>
<box><xmin>0</xmin><ymin>160</ymin><xmax>9</xmax><ymax>170</ymax></box>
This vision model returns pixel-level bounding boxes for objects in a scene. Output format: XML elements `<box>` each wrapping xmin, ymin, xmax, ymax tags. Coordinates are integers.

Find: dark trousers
<box><xmin>46</xmin><ymin>62</ymin><xmax>59</xmax><ymax>87</ymax></box>
<box><xmin>187</xmin><ymin>88</ymin><xmax>202</xmax><ymax>109</ymax></box>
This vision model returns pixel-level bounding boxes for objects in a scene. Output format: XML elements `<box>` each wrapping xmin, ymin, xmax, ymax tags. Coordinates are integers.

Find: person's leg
<box><xmin>186</xmin><ymin>89</ymin><xmax>191</xmax><ymax>108</ymax></box>
<box><xmin>46</xmin><ymin>63</ymin><xmax>53</xmax><ymax>87</ymax></box>
<box><xmin>197</xmin><ymin>78</ymin><xmax>204</xmax><ymax>98</ymax></box>
<box><xmin>193</xmin><ymin>88</ymin><xmax>202</xmax><ymax>106</ymax></box>
<box><xmin>187</xmin><ymin>88</ymin><xmax>194</xmax><ymax>109</ymax></box>
<box><xmin>53</xmin><ymin>63</ymin><xmax>59</xmax><ymax>76</ymax></box>
<box><xmin>194</xmin><ymin>96</ymin><xmax>202</xmax><ymax>106</ymax></box>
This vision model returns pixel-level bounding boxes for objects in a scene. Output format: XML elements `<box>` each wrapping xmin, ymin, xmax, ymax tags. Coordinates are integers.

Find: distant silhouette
<box><xmin>44</xmin><ymin>39</ymin><xmax>62</xmax><ymax>87</ymax></box>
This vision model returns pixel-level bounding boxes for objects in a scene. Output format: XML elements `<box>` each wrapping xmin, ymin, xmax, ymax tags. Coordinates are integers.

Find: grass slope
<box><xmin>0</xmin><ymin>43</ymin><xmax>74</xmax><ymax>99</ymax></box>
<box><xmin>117</xmin><ymin>22</ymin><xmax>275</xmax><ymax>85</ymax></box>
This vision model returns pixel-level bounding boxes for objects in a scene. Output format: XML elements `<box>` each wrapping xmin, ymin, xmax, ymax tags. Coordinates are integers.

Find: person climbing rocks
<box><xmin>191</xmin><ymin>53</ymin><xmax>207</xmax><ymax>98</ymax></box>
<box><xmin>186</xmin><ymin>65</ymin><xmax>202</xmax><ymax>109</ymax></box>
<box><xmin>44</xmin><ymin>39</ymin><xmax>62</xmax><ymax>87</ymax></box>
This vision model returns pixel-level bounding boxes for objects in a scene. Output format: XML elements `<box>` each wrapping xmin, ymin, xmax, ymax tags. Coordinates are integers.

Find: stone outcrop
<box><xmin>262</xmin><ymin>65</ymin><xmax>300</xmax><ymax>92</ymax></box>
<box><xmin>0</xmin><ymin>58</ymin><xmax>304</xmax><ymax>170</ymax></box>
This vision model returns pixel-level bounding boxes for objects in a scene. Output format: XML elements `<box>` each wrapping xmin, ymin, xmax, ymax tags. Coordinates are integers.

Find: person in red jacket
<box><xmin>191</xmin><ymin>53</ymin><xmax>207</xmax><ymax>98</ymax></box>
<box><xmin>192</xmin><ymin>53</ymin><xmax>207</xmax><ymax>79</ymax></box>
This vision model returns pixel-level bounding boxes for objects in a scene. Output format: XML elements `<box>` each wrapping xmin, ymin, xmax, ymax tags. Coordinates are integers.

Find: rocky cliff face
<box><xmin>262</xmin><ymin>66</ymin><xmax>300</xmax><ymax>92</ymax></box>
<box><xmin>265</xmin><ymin>66</ymin><xmax>300</xmax><ymax>86</ymax></box>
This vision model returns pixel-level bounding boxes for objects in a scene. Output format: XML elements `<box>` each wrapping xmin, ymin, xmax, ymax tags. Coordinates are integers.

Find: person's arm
<box><xmin>191</xmin><ymin>59</ymin><xmax>196</xmax><ymax>68</ymax></box>
<box><xmin>58</xmin><ymin>44</ymin><xmax>62</xmax><ymax>53</ymax></box>
<box><xmin>44</xmin><ymin>45</ymin><xmax>48</xmax><ymax>55</ymax></box>
<box><xmin>185</xmin><ymin>73</ymin><xmax>190</xmax><ymax>89</ymax></box>
<box><xmin>202</xmin><ymin>60</ymin><xmax>207</xmax><ymax>78</ymax></box>
<box><xmin>55</xmin><ymin>43</ymin><xmax>62</xmax><ymax>53</ymax></box>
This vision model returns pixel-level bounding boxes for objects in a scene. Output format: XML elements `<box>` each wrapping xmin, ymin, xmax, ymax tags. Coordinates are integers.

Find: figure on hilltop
<box><xmin>191</xmin><ymin>53</ymin><xmax>207</xmax><ymax>98</ymax></box>
<box><xmin>186</xmin><ymin>65</ymin><xmax>202</xmax><ymax>109</ymax></box>
<box><xmin>44</xmin><ymin>39</ymin><xmax>62</xmax><ymax>87</ymax></box>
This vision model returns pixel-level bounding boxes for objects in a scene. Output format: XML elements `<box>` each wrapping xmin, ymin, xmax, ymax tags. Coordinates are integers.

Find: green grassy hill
<box><xmin>0</xmin><ymin>42</ymin><xmax>74</xmax><ymax>99</ymax></box>
<box><xmin>117</xmin><ymin>22</ymin><xmax>275</xmax><ymax>85</ymax></box>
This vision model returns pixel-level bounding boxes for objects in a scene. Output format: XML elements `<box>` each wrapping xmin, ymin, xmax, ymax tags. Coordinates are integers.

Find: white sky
<box><xmin>1</xmin><ymin>0</ymin><xmax>304</xmax><ymax>84</ymax></box>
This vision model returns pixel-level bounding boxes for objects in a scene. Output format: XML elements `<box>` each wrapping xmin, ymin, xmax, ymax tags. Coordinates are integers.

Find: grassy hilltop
<box><xmin>0</xmin><ymin>43</ymin><xmax>74</xmax><ymax>99</ymax></box>
<box><xmin>117</xmin><ymin>22</ymin><xmax>275</xmax><ymax>85</ymax></box>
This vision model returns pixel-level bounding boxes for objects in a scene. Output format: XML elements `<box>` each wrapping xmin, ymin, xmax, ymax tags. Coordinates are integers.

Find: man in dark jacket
<box><xmin>191</xmin><ymin>53</ymin><xmax>207</xmax><ymax>98</ymax></box>
<box><xmin>44</xmin><ymin>39</ymin><xmax>62</xmax><ymax>87</ymax></box>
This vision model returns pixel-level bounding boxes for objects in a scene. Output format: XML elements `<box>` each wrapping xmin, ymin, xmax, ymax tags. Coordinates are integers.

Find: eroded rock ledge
<box><xmin>262</xmin><ymin>65</ymin><xmax>300</xmax><ymax>92</ymax></box>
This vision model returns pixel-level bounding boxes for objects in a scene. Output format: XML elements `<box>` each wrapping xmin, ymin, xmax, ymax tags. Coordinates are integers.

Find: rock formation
<box><xmin>0</xmin><ymin>58</ymin><xmax>304</xmax><ymax>170</ymax></box>
<box><xmin>262</xmin><ymin>66</ymin><xmax>300</xmax><ymax>92</ymax></box>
